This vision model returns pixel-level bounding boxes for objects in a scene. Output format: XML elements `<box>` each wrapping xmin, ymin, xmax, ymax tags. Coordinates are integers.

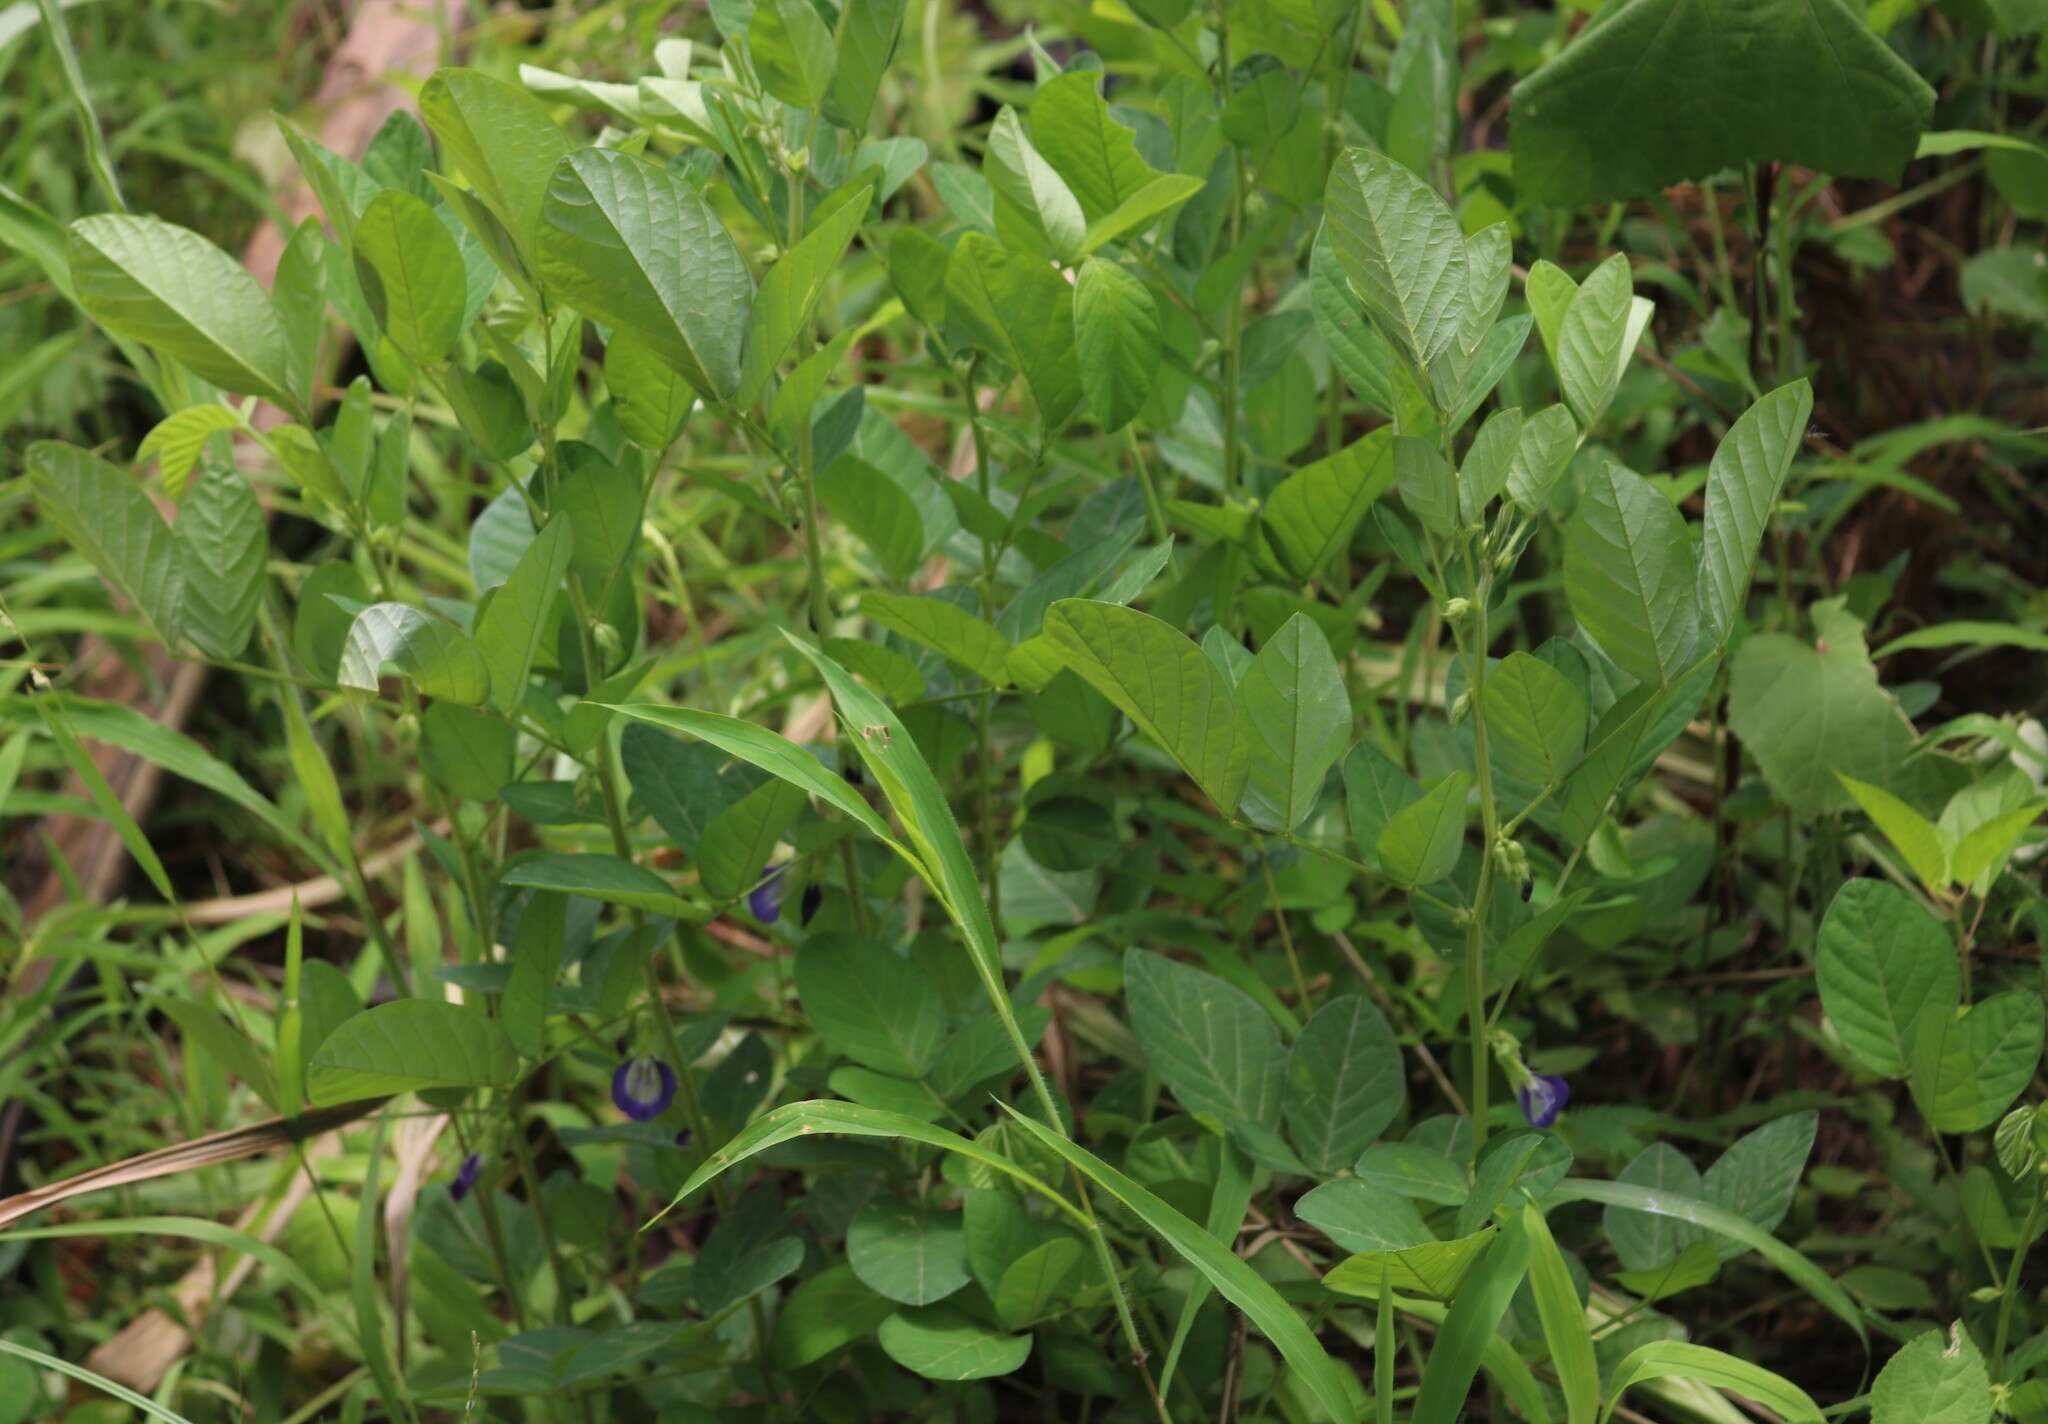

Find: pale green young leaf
<box><xmin>1697</xmin><ymin>379</ymin><xmax>1814</xmax><ymax>646</ymax></box>
<box><xmin>1839</xmin><ymin>774</ymin><xmax>1951</xmax><ymax>892</ymax></box>
<box><xmin>537</xmin><ymin>148</ymin><xmax>754</xmax><ymax>403</ymax></box>
<box><xmin>420</xmin><ymin>67</ymin><xmax>576</xmax><ymax>252</ymax></box>
<box><xmin>1525</xmin><ymin>259</ymin><xmax>1578</xmax><ymax>372</ymax></box>
<box><xmin>307</xmin><ymin>1001</ymin><xmax>519</xmax><ymax>1104</ymax></box>
<box><xmin>1951</xmin><ymin>801</ymin><xmax>2046</xmax><ymax>889</ymax></box>
<box><xmin>1236</xmin><ymin>612</ymin><xmax>1351</xmax><ymax>833</ymax></box>
<box><xmin>1378</xmin><ymin>770</ymin><xmax>1469</xmax><ymax>887</ymax></box>
<box><xmin>1073</xmin><ymin>256</ymin><xmax>1159</xmax><ymax>433</ymax></box>
<box><xmin>986</xmin><ymin>106</ymin><xmax>1085</xmax><ymax>261</ymax></box>
<box><xmin>69</xmin><ymin>213</ymin><xmax>294</xmax><ymax>408</ymax></box>
<box><xmin>1506</xmin><ymin>403</ymin><xmax>1577</xmax><ymax>514</ymax></box>
<box><xmin>473</xmin><ymin>514</ymin><xmax>572</xmax><ymax>715</ymax></box>
<box><xmin>29</xmin><ymin>440</ymin><xmax>184</xmax><ymax>645</ymax></box>
<box><xmin>1556</xmin><ymin>254</ymin><xmax>1633</xmax><ymax>429</ymax></box>
<box><xmin>1028</xmin><ymin>71</ymin><xmax>1160</xmax><ymax>222</ymax></box>
<box><xmin>861</xmin><ymin>593</ymin><xmax>1013</xmax><ymax>686</ymax></box>
<box><xmin>1079</xmin><ymin>173</ymin><xmax>1205</xmax><ymax>254</ymax></box>
<box><xmin>352</xmin><ymin>188</ymin><xmax>465</xmax><ymax>366</ymax></box>
<box><xmin>1124</xmin><ymin>949</ymin><xmax>1285</xmax><ymax>1128</ymax></box>
<box><xmin>137</xmin><ymin>404</ymin><xmax>244</xmax><ymax>499</ymax></box>
<box><xmin>338</xmin><ymin>604</ymin><xmax>492</xmax><ymax>705</ymax></box>
<box><xmin>1816</xmin><ymin>878</ymin><xmax>1960</xmax><ymax>1079</ymax></box>
<box><xmin>738</xmin><ymin>186</ymin><xmax>872</xmax><ymax>408</ymax></box>
<box><xmin>1564</xmin><ymin>459</ymin><xmax>1697</xmax><ymax>686</ymax></box>
<box><xmin>1262</xmin><ymin>428</ymin><xmax>1397</xmax><ymax>583</ymax></box>
<box><xmin>1486</xmin><ymin>652</ymin><xmax>1587</xmax><ymax>787</ymax></box>
<box><xmin>1324</xmin><ymin>1229</ymin><xmax>1499</xmax><ymax>1301</ymax></box>
<box><xmin>1042</xmin><ymin>598</ymin><xmax>1250</xmax><ymax>815</ymax></box>
<box><xmin>1870</xmin><ymin>1325</ymin><xmax>1992</xmax><ymax>1424</ymax></box>
<box><xmin>172</xmin><ymin>468</ymin><xmax>266</xmax><ymax>661</ymax></box>
<box><xmin>1324</xmin><ymin>147</ymin><xmax>1468</xmax><ymax>373</ymax></box>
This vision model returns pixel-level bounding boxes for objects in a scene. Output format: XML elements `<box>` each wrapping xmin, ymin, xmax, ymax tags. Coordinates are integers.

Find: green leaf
<box><xmin>944</xmin><ymin>231</ymin><xmax>1082</xmax><ymax>428</ymax></box>
<box><xmin>849</xmin><ymin>1196</ymin><xmax>970</xmax><ymax>1305</ymax></box>
<box><xmin>1073</xmin><ymin>257</ymin><xmax>1159</xmax><ymax>433</ymax></box>
<box><xmin>138</xmin><ymin>403</ymin><xmax>244</xmax><ymax>499</ymax></box>
<box><xmin>1377</xmin><ymin>770</ymin><xmax>1470</xmax><ymax>888</ymax></box>
<box><xmin>537</xmin><ymin>148</ymin><xmax>753</xmax><ymax>403</ymax></box>
<box><xmin>1523</xmin><ymin>1206</ymin><xmax>1598</xmax><ymax>1424</ymax></box>
<box><xmin>68</xmin><ymin>213</ymin><xmax>293</xmax><ymax>407</ymax></box>
<box><xmin>1263</xmin><ymin>429</ymin><xmax>1396</xmax><ymax>584</ymax></box>
<box><xmin>1028</xmin><ymin>71</ymin><xmax>1160</xmax><ymax>224</ymax></box>
<box><xmin>993</xmin><ymin>1237</ymin><xmax>1085</xmax><ymax>1329</ymax></box>
<box><xmin>985</xmin><ymin>106</ymin><xmax>1085</xmax><ymax>260</ymax></box>
<box><xmin>1697</xmin><ymin>380</ymin><xmax>1814</xmax><ymax>647</ymax></box>
<box><xmin>1236</xmin><ymin>612</ymin><xmax>1351</xmax><ymax>833</ymax></box>
<box><xmin>1700</xmin><ymin>1112</ymin><xmax>1816</xmax><ymax>1260</ymax></box>
<box><xmin>1875</xmin><ymin>621</ymin><xmax>2048</xmax><ymax>658</ymax></box>
<box><xmin>796</xmin><ymin>933</ymin><xmax>945</xmax><ymax>1078</ymax></box>
<box><xmin>750</xmin><ymin>0</ymin><xmax>835</xmax><ymax>108</ymax></box>
<box><xmin>877</xmin><ymin>1306</ymin><xmax>1030</xmax><ymax>1380</ymax></box>
<box><xmin>499</xmin><ymin>852</ymin><xmax>700</xmax><ymax>919</ymax></box>
<box><xmin>606</xmin><ymin>331</ymin><xmax>694</xmax><ymax>449</ymax></box>
<box><xmin>351</xmin><ymin>188</ymin><xmax>466</xmax><ymax>366</ymax></box>
<box><xmin>172</xmin><ymin>471</ymin><xmax>266</xmax><ymax>661</ymax></box>
<box><xmin>1507</xmin><ymin>403</ymin><xmax>1578</xmax><ymax>514</ymax></box>
<box><xmin>1295</xmin><ymin>1180</ymin><xmax>1434</xmax><ymax>1254</ymax></box>
<box><xmin>1910</xmin><ymin>991</ymin><xmax>2045</xmax><ymax>1134</ymax></box>
<box><xmin>421</xmin><ymin>702</ymin><xmax>513</xmax><ymax>803</ymax></box>
<box><xmin>1411</xmin><ymin>1223</ymin><xmax>1530</xmax><ymax>1424</ymax></box>
<box><xmin>771</xmin><ymin>1264</ymin><xmax>895</xmax><ymax>1371</ymax></box>
<box><xmin>1604</xmin><ymin>1144</ymin><xmax>1706</xmax><ymax>1271</ymax></box>
<box><xmin>693</xmin><ymin>1189</ymin><xmax>806</xmax><ymax>1317</ymax></box>
<box><xmin>1042</xmin><ymin>599</ymin><xmax>1250</xmax><ymax>815</ymax></box>
<box><xmin>1486</xmin><ymin>652</ymin><xmax>1587</xmax><ymax>787</ymax></box>
<box><xmin>817</xmin><ymin>458</ymin><xmax>926</xmax><ymax>582</ymax></box>
<box><xmin>1564</xmin><ymin>459</ymin><xmax>1698</xmax><ymax>687</ymax></box>
<box><xmin>1080</xmin><ymin>173</ymin><xmax>1205</xmax><ymax>254</ymax></box>
<box><xmin>473</xmin><ymin>514</ymin><xmax>572</xmax><ymax>715</ymax></box>
<box><xmin>738</xmin><ymin>186</ymin><xmax>872</xmax><ymax>408</ymax></box>
<box><xmin>1286</xmin><ymin>996</ymin><xmax>1405</xmax><ymax>1174</ymax></box>
<box><xmin>1871</xmin><ymin>1325</ymin><xmax>1992</xmax><ymax>1424</ymax></box>
<box><xmin>1000</xmin><ymin>1105</ymin><xmax>1357</xmax><ymax>1424</ymax></box>
<box><xmin>1312</xmin><ymin>228</ymin><xmax>1398</xmax><ymax>415</ymax></box>
<box><xmin>29</xmin><ymin>441</ymin><xmax>183</xmax><ymax>645</ymax></box>
<box><xmin>824</xmin><ymin>0</ymin><xmax>906</xmax><ymax>128</ymax></box>
<box><xmin>1952</xmin><ymin>802</ymin><xmax>2046</xmax><ymax>888</ymax></box>
<box><xmin>1124</xmin><ymin>949</ymin><xmax>1284</xmax><ymax>1129</ymax></box>
<box><xmin>1606</xmin><ymin>1343</ymin><xmax>1823</xmax><ymax>1424</ymax></box>
<box><xmin>157</xmin><ymin>999</ymin><xmax>278</xmax><ymax>1109</ymax></box>
<box><xmin>1817</xmin><ymin>879</ymin><xmax>1960</xmax><ymax>1079</ymax></box>
<box><xmin>1323</xmin><ymin>147</ymin><xmax>1468</xmax><ymax>373</ymax></box>
<box><xmin>1394</xmin><ymin>435</ymin><xmax>1459</xmax><ymax>538</ymax></box>
<box><xmin>1839</xmin><ymin>773</ymin><xmax>1951</xmax><ymax>892</ymax></box>
<box><xmin>1556</xmin><ymin>255</ymin><xmax>1633</xmax><ymax>429</ymax></box>
<box><xmin>503</xmin><ymin>889</ymin><xmax>566</xmax><ymax>1057</ymax></box>
<box><xmin>1510</xmin><ymin>0</ymin><xmax>1935</xmax><ymax>208</ymax></box>
<box><xmin>861</xmin><ymin>592</ymin><xmax>1012</xmax><ymax>686</ymax></box>
<box><xmin>697</xmin><ymin>779</ymin><xmax>805</xmax><ymax>900</ymax></box>
<box><xmin>1458</xmin><ymin>406</ymin><xmax>1522</xmax><ymax>521</ymax></box>
<box><xmin>307</xmin><ymin>1000</ymin><xmax>519</xmax><ymax>1104</ymax></box>
<box><xmin>338</xmin><ymin>603</ymin><xmax>492</xmax><ymax>705</ymax></box>
<box><xmin>420</xmin><ymin>67</ymin><xmax>577</xmax><ymax>254</ymax></box>
<box><xmin>1728</xmin><ymin>600</ymin><xmax>1917</xmax><ymax>818</ymax></box>
<box><xmin>1355</xmin><ymin>1142</ymin><xmax>1472</xmax><ymax>1206</ymax></box>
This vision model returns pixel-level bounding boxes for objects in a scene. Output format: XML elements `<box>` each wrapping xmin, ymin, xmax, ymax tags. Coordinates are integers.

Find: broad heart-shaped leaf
<box><xmin>1378</xmin><ymin>770</ymin><xmax>1470</xmax><ymax>888</ymax></box>
<box><xmin>1556</xmin><ymin>255</ymin><xmax>1633</xmax><ymax>430</ymax></box>
<box><xmin>1295</xmin><ymin>1180</ymin><xmax>1434</xmax><ymax>1253</ymax></box>
<box><xmin>499</xmin><ymin>852</ymin><xmax>702</xmax><ymax>919</ymax></box>
<box><xmin>419</xmin><ymin>68</ymin><xmax>576</xmax><ymax>256</ymax></box>
<box><xmin>1910</xmin><ymin>991</ymin><xmax>2045</xmax><ymax>1133</ymax></box>
<box><xmin>1236</xmin><ymin>613</ymin><xmax>1351</xmax><ymax>833</ymax></box>
<box><xmin>1073</xmin><ymin>256</ymin><xmax>1159</xmax><ymax>433</ymax></box>
<box><xmin>1697</xmin><ymin>379</ymin><xmax>1814</xmax><ymax>647</ymax></box>
<box><xmin>172</xmin><ymin>468</ymin><xmax>266</xmax><ymax>661</ymax></box>
<box><xmin>1485</xmin><ymin>652</ymin><xmax>1587</xmax><ymax>787</ymax></box>
<box><xmin>1817</xmin><ymin>879</ymin><xmax>1960</xmax><ymax>1079</ymax></box>
<box><xmin>69</xmin><ymin>214</ymin><xmax>293</xmax><ymax>408</ymax></box>
<box><xmin>693</xmin><ymin>1188</ymin><xmax>806</xmax><ymax>1319</ymax></box>
<box><xmin>1027</xmin><ymin>71</ymin><xmax>1160</xmax><ymax>224</ymax></box>
<box><xmin>338</xmin><ymin>604</ymin><xmax>491</xmax><ymax>705</ymax></box>
<box><xmin>877</xmin><ymin>1306</ymin><xmax>1030</xmax><ymax>1381</ymax></box>
<box><xmin>1261</xmin><ymin>428</ymin><xmax>1397</xmax><ymax>583</ymax></box>
<box><xmin>1871</xmin><ymin>1326</ymin><xmax>1993</xmax><ymax>1424</ymax></box>
<box><xmin>985</xmin><ymin>106</ymin><xmax>1085</xmax><ymax>261</ymax></box>
<box><xmin>795</xmin><ymin>933</ymin><xmax>944</xmax><ymax>1078</ymax></box>
<box><xmin>1510</xmin><ymin>0</ymin><xmax>1935</xmax><ymax>208</ymax></box>
<box><xmin>1286</xmin><ymin>996</ymin><xmax>1405</xmax><ymax>1174</ymax></box>
<box><xmin>350</xmin><ymin>188</ymin><xmax>466</xmax><ymax>369</ymax></box>
<box><xmin>993</xmin><ymin>1237</ymin><xmax>1086</xmax><ymax>1329</ymax></box>
<box><xmin>1124</xmin><ymin>949</ymin><xmax>1284</xmax><ymax>1129</ymax></box>
<box><xmin>537</xmin><ymin>148</ymin><xmax>753</xmax><ymax>403</ymax></box>
<box><xmin>306</xmin><ymin>999</ymin><xmax>519</xmax><ymax>1105</ymax></box>
<box><xmin>473</xmin><ymin>514</ymin><xmax>572</xmax><ymax>715</ymax></box>
<box><xmin>861</xmin><ymin>592</ymin><xmax>1012</xmax><ymax>686</ymax></box>
<box><xmin>1727</xmin><ymin>598</ymin><xmax>1918</xmax><ymax>817</ymax></box>
<box><xmin>1042</xmin><ymin>599</ymin><xmax>1250</xmax><ymax>815</ymax></box>
<box><xmin>1603</xmin><ymin>1143</ymin><xmax>1704</xmax><ymax>1271</ymax></box>
<box><xmin>943</xmin><ymin>232</ymin><xmax>1082</xmax><ymax>429</ymax></box>
<box><xmin>737</xmin><ymin>185</ymin><xmax>871</xmax><ymax>408</ymax></box>
<box><xmin>999</xmin><ymin>1106</ymin><xmax>1357</xmax><ymax>1424</ymax></box>
<box><xmin>1564</xmin><ymin>459</ymin><xmax>1698</xmax><ymax>687</ymax></box>
<box><xmin>1323</xmin><ymin>147</ymin><xmax>1468</xmax><ymax>373</ymax></box>
<box><xmin>1700</xmin><ymin>1111</ymin><xmax>1816</xmax><ymax>1261</ymax></box>
<box><xmin>28</xmin><ymin>441</ymin><xmax>183</xmax><ymax>645</ymax></box>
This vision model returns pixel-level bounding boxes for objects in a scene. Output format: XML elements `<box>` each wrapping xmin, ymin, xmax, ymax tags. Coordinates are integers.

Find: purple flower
<box><xmin>450</xmin><ymin>1152</ymin><xmax>483</xmax><ymax>1201</ymax></box>
<box><xmin>747</xmin><ymin>865</ymin><xmax>788</xmax><ymax>924</ymax></box>
<box><xmin>1518</xmin><ymin>1074</ymin><xmax>1570</xmax><ymax>1130</ymax></box>
<box><xmin>613</xmin><ymin>1055</ymin><xmax>677</xmax><ymax>1121</ymax></box>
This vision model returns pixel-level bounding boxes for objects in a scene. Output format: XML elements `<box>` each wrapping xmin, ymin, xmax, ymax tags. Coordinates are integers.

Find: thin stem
<box><xmin>1260</xmin><ymin>847</ymin><xmax>1313</xmax><ymax>1009</ymax></box>
<box><xmin>1993</xmin><ymin>1183</ymin><xmax>2045</xmax><ymax>1382</ymax></box>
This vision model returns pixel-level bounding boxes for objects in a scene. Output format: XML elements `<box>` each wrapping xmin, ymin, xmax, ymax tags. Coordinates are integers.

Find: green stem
<box><xmin>1994</xmin><ymin>1183</ymin><xmax>2046</xmax><ymax>1382</ymax></box>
